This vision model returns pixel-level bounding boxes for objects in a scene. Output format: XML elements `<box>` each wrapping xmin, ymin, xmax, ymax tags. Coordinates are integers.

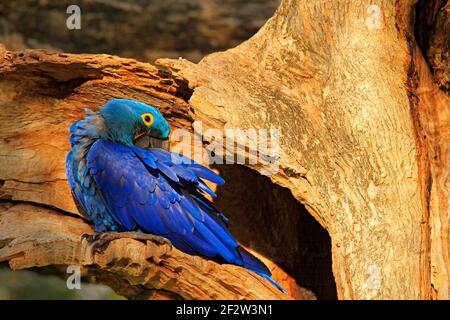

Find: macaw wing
<box><xmin>66</xmin><ymin>152</ymin><xmax>85</xmax><ymax>212</ymax></box>
<box><xmin>66</xmin><ymin>150</ymin><xmax>118</xmax><ymax>232</ymax></box>
<box><xmin>86</xmin><ymin>139</ymin><xmax>242</xmax><ymax>264</ymax></box>
<box><xmin>130</xmin><ymin>146</ymin><xmax>229</xmax><ymax>222</ymax></box>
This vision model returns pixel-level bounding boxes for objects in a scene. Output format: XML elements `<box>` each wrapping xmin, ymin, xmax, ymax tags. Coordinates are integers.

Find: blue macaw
<box><xmin>66</xmin><ymin>98</ymin><xmax>285</xmax><ymax>293</ymax></box>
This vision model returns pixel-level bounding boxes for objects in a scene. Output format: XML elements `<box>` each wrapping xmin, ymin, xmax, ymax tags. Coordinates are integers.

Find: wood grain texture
<box><xmin>0</xmin><ymin>202</ymin><xmax>289</xmax><ymax>300</ymax></box>
<box><xmin>0</xmin><ymin>0</ymin><xmax>448</xmax><ymax>300</ymax></box>
<box><xmin>0</xmin><ymin>48</ymin><xmax>304</xmax><ymax>300</ymax></box>
<box><xmin>157</xmin><ymin>0</ymin><xmax>449</xmax><ymax>299</ymax></box>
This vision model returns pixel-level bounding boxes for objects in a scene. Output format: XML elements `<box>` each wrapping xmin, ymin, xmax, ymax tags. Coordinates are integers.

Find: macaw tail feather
<box><xmin>237</xmin><ymin>246</ymin><xmax>286</xmax><ymax>294</ymax></box>
<box><xmin>258</xmin><ymin>273</ymin><xmax>287</xmax><ymax>294</ymax></box>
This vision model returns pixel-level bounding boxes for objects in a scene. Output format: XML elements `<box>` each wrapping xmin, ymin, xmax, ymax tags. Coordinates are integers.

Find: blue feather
<box><xmin>197</xmin><ymin>179</ymin><xmax>217</xmax><ymax>198</ymax></box>
<box><xmin>157</xmin><ymin>161</ymin><xmax>180</xmax><ymax>183</ymax></box>
<box><xmin>187</xmin><ymin>164</ymin><xmax>225</xmax><ymax>185</ymax></box>
<box><xmin>259</xmin><ymin>273</ymin><xmax>286</xmax><ymax>294</ymax></box>
<box><xmin>66</xmin><ymin>99</ymin><xmax>285</xmax><ymax>293</ymax></box>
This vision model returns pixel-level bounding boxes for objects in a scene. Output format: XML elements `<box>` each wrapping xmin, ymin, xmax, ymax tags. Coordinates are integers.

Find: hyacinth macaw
<box><xmin>66</xmin><ymin>98</ymin><xmax>285</xmax><ymax>293</ymax></box>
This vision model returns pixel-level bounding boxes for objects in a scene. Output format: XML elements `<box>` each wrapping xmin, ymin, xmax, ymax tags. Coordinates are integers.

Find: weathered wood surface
<box><xmin>0</xmin><ymin>0</ymin><xmax>449</xmax><ymax>300</ymax></box>
<box><xmin>0</xmin><ymin>202</ymin><xmax>292</xmax><ymax>299</ymax></box>
<box><xmin>158</xmin><ymin>0</ymin><xmax>449</xmax><ymax>299</ymax></box>
<box><xmin>0</xmin><ymin>48</ymin><xmax>303</xmax><ymax>299</ymax></box>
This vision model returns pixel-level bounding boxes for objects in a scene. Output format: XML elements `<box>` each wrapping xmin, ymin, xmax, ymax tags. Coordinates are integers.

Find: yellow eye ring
<box><xmin>141</xmin><ymin>113</ymin><xmax>154</xmax><ymax>127</ymax></box>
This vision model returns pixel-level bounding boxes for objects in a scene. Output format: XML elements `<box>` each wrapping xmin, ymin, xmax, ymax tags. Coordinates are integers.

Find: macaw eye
<box><xmin>141</xmin><ymin>113</ymin><xmax>154</xmax><ymax>127</ymax></box>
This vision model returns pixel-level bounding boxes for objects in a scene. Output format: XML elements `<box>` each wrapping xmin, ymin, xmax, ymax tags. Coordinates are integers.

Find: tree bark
<box><xmin>0</xmin><ymin>49</ymin><xmax>302</xmax><ymax>299</ymax></box>
<box><xmin>0</xmin><ymin>0</ymin><xmax>449</xmax><ymax>300</ymax></box>
<box><xmin>0</xmin><ymin>202</ymin><xmax>289</xmax><ymax>300</ymax></box>
<box><xmin>158</xmin><ymin>0</ymin><xmax>449</xmax><ymax>299</ymax></box>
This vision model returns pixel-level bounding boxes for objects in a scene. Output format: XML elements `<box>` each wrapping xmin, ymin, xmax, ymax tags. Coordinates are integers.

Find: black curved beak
<box><xmin>134</xmin><ymin>133</ymin><xmax>170</xmax><ymax>151</ymax></box>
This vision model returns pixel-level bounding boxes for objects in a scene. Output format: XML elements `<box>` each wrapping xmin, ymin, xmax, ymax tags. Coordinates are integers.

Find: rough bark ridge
<box><xmin>158</xmin><ymin>0</ymin><xmax>449</xmax><ymax>299</ymax></box>
<box><xmin>0</xmin><ymin>0</ymin><xmax>449</xmax><ymax>299</ymax></box>
<box><xmin>0</xmin><ymin>49</ymin><xmax>300</xmax><ymax>299</ymax></box>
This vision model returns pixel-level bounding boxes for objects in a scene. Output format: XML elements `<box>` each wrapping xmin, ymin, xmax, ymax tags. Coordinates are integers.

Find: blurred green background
<box><xmin>0</xmin><ymin>268</ymin><xmax>124</xmax><ymax>300</ymax></box>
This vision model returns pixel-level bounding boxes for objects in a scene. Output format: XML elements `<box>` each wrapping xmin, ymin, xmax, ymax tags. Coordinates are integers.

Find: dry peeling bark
<box><xmin>157</xmin><ymin>0</ymin><xmax>449</xmax><ymax>299</ymax></box>
<box><xmin>0</xmin><ymin>48</ymin><xmax>302</xmax><ymax>299</ymax></box>
<box><xmin>0</xmin><ymin>0</ymin><xmax>449</xmax><ymax>300</ymax></box>
<box><xmin>0</xmin><ymin>202</ymin><xmax>290</xmax><ymax>300</ymax></box>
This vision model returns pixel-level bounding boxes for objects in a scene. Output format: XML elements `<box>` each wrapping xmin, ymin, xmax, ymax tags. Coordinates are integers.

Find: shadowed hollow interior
<box><xmin>212</xmin><ymin>164</ymin><xmax>337</xmax><ymax>300</ymax></box>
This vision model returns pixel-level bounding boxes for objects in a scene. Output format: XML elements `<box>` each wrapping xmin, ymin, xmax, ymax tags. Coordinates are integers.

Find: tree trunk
<box><xmin>0</xmin><ymin>0</ymin><xmax>448</xmax><ymax>300</ymax></box>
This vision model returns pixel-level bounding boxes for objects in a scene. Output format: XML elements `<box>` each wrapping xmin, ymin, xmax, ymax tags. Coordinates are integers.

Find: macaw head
<box><xmin>98</xmin><ymin>99</ymin><xmax>170</xmax><ymax>149</ymax></box>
